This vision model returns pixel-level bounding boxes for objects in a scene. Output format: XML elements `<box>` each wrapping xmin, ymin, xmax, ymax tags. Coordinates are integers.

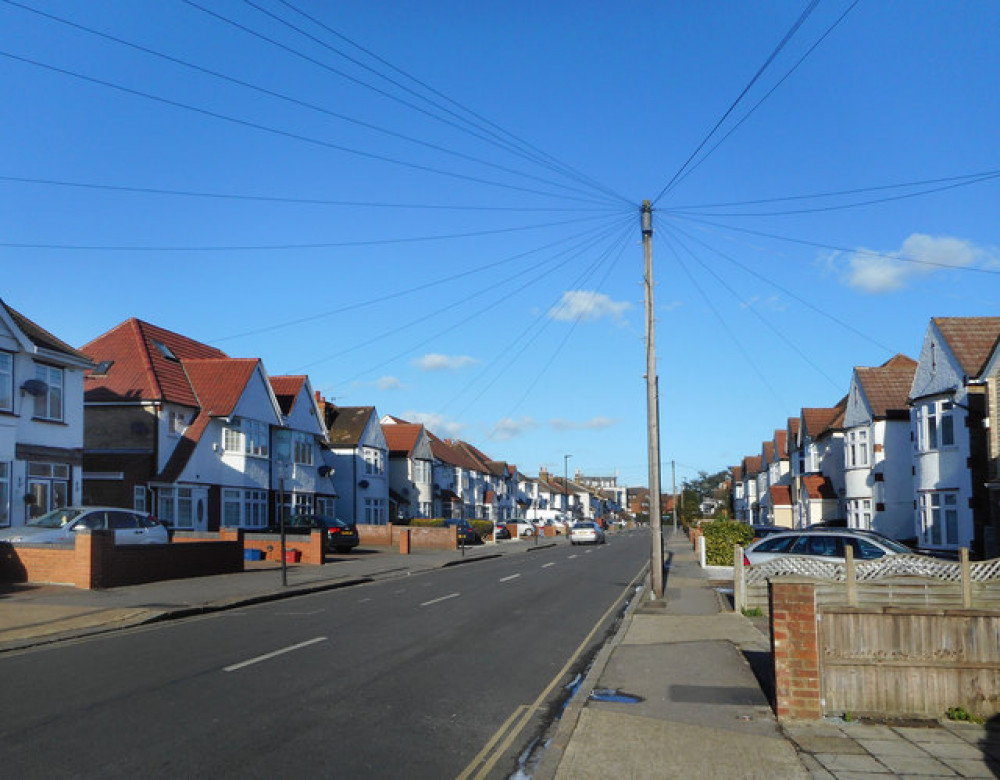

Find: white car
<box><xmin>569</xmin><ymin>521</ymin><xmax>606</xmax><ymax>545</ymax></box>
<box><xmin>743</xmin><ymin>529</ymin><xmax>912</xmax><ymax>565</ymax></box>
<box><xmin>0</xmin><ymin>507</ymin><xmax>170</xmax><ymax>546</ymax></box>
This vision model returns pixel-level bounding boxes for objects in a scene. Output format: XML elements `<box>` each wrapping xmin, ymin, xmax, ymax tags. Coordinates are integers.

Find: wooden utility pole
<box><xmin>642</xmin><ymin>200</ymin><xmax>663</xmax><ymax>599</ymax></box>
<box><xmin>672</xmin><ymin>459</ymin><xmax>678</xmax><ymax>533</ymax></box>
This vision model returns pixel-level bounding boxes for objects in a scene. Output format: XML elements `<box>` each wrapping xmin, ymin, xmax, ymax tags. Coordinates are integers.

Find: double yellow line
<box><xmin>457</xmin><ymin>563</ymin><xmax>648</xmax><ymax>779</ymax></box>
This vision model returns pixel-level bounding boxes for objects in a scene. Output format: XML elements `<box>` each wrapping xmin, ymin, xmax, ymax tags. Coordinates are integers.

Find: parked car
<box><xmin>0</xmin><ymin>507</ymin><xmax>169</xmax><ymax>546</ymax></box>
<box><xmin>743</xmin><ymin>528</ymin><xmax>913</xmax><ymax>566</ymax></box>
<box><xmin>492</xmin><ymin>522</ymin><xmax>511</xmax><ymax>540</ymax></box>
<box><xmin>569</xmin><ymin>521</ymin><xmax>606</xmax><ymax>545</ymax></box>
<box><xmin>509</xmin><ymin>520</ymin><xmax>538</xmax><ymax>537</ymax></box>
<box><xmin>264</xmin><ymin>514</ymin><xmax>360</xmax><ymax>554</ymax></box>
<box><xmin>443</xmin><ymin>518</ymin><xmax>480</xmax><ymax>545</ymax></box>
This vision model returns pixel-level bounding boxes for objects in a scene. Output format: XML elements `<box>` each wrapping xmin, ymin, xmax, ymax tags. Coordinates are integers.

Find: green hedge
<box><xmin>469</xmin><ymin>520</ymin><xmax>493</xmax><ymax>540</ymax></box>
<box><xmin>702</xmin><ymin>519</ymin><xmax>754</xmax><ymax>566</ymax></box>
<box><xmin>409</xmin><ymin>518</ymin><xmax>445</xmax><ymax>528</ymax></box>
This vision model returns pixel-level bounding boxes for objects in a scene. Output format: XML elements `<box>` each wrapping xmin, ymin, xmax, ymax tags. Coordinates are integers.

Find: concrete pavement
<box><xmin>2</xmin><ymin>529</ymin><xmax>998</xmax><ymax>778</ymax></box>
<box><xmin>535</xmin><ymin>530</ymin><xmax>1000</xmax><ymax>779</ymax></box>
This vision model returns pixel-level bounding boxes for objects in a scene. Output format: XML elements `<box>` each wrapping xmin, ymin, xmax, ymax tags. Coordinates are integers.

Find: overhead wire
<box><xmin>665</xmin><ymin>220</ymin><xmax>895</xmax><ymax>353</ymax></box>
<box><xmin>270</xmin><ymin>0</ymin><xmax>635</xmax><ymax>208</ymax></box>
<box><xmin>446</xmin><ymin>218</ymin><xmax>636</xmax><ymax>418</ymax></box>
<box><xmin>210</xmin><ymin>214</ymin><xmax>630</xmax><ymax>345</ymax></box>
<box><xmin>667</xmin><ymin>227</ymin><xmax>845</xmax><ymax>390</ymax></box>
<box><xmin>0</xmin><ymin>49</ymin><xmax>614</xmax><ymax>207</ymax></box>
<box><xmin>0</xmin><ymin>174</ymin><xmax>616</xmax><ymax>213</ymax></box>
<box><xmin>653</xmin><ymin>0</ymin><xmax>821</xmax><ymax>204</ymax></box>
<box><xmin>666</xmin><ymin>0</ymin><xmax>862</xmax><ymax>195</ymax></box>
<box><xmin>303</xmin><ymin>214</ymin><xmax>636</xmax><ymax>385</ymax></box>
<box><xmin>658</xmin><ymin>231</ymin><xmax>789</xmax><ymax>411</ymax></box>
<box><xmin>0</xmin><ymin>0</ymin><xmax>628</xmax><ymax>206</ymax></box>
<box><xmin>666</xmin><ymin>214</ymin><xmax>1000</xmax><ymax>276</ymax></box>
<box><xmin>181</xmin><ymin>0</ymin><xmax>624</xmax><ymax>207</ymax></box>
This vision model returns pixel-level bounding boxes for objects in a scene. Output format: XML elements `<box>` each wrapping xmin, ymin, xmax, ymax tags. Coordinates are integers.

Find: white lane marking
<box><xmin>358</xmin><ymin>597</ymin><xmax>372</xmax><ymax>603</ymax></box>
<box><xmin>542</xmin><ymin>562</ymin><xmax>555</xmax><ymax>568</ymax></box>
<box><xmin>585</xmin><ymin>549</ymin><xmax>593</xmax><ymax>554</ymax></box>
<box><xmin>499</xmin><ymin>574</ymin><xmax>521</xmax><ymax>582</ymax></box>
<box><xmin>420</xmin><ymin>592</ymin><xmax>460</xmax><ymax>607</ymax></box>
<box><xmin>224</xmin><ymin>637</ymin><xmax>327</xmax><ymax>672</ymax></box>
<box><xmin>568</xmin><ymin>555</ymin><xmax>578</xmax><ymax>559</ymax></box>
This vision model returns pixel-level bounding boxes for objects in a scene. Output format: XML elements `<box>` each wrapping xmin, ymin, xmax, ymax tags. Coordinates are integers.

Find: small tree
<box><xmin>702</xmin><ymin>519</ymin><xmax>754</xmax><ymax>566</ymax></box>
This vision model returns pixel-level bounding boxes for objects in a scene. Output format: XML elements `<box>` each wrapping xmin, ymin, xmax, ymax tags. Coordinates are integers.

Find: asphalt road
<box><xmin>0</xmin><ymin>529</ymin><xmax>649</xmax><ymax>779</ymax></box>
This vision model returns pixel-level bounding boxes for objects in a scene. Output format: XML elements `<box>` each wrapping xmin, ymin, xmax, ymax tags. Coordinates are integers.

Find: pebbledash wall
<box><xmin>770</xmin><ymin>577</ymin><xmax>1000</xmax><ymax>721</ymax></box>
<box><xmin>0</xmin><ymin>529</ymin><xmax>243</xmax><ymax>589</ymax></box>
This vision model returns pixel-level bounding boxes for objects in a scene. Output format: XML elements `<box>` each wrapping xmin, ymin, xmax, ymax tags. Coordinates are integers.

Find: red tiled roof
<box><xmin>774</xmin><ymin>429</ymin><xmax>788</xmax><ymax>460</ymax></box>
<box><xmin>933</xmin><ymin>317</ymin><xmax>1000</xmax><ymax>378</ymax></box>
<box><xmin>184</xmin><ymin>359</ymin><xmax>258</xmax><ymax>417</ymax></box>
<box><xmin>802</xmin><ymin>474</ymin><xmax>838</xmax><ymax>500</ymax></box>
<box><xmin>731</xmin><ymin>465</ymin><xmax>743</xmax><ymax>481</ymax></box>
<box><xmin>762</xmin><ymin>441</ymin><xmax>775</xmax><ymax>465</ymax></box>
<box><xmin>769</xmin><ymin>485</ymin><xmax>792</xmax><ymax>506</ymax></box>
<box><xmin>742</xmin><ymin>455</ymin><xmax>762</xmax><ymax>476</ymax></box>
<box><xmin>269</xmin><ymin>375</ymin><xmax>307</xmax><ymax>416</ymax></box>
<box><xmin>82</xmin><ymin>318</ymin><xmax>227</xmax><ymax>405</ymax></box>
<box><xmin>382</xmin><ymin>423</ymin><xmax>423</xmax><ymax>456</ymax></box>
<box><xmin>855</xmin><ymin>354</ymin><xmax>917</xmax><ymax>419</ymax></box>
<box><xmin>802</xmin><ymin>396</ymin><xmax>848</xmax><ymax>439</ymax></box>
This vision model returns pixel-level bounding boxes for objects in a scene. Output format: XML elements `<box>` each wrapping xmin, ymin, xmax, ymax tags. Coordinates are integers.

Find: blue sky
<box><xmin>3</xmin><ymin>1</ymin><xmax>999</xmax><ymax>488</ymax></box>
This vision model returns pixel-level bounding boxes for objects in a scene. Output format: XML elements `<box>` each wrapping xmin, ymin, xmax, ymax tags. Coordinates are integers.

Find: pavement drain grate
<box><xmin>589</xmin><ymin>688</ymin><xmax>644</xmax><ymax>704</ymax></box>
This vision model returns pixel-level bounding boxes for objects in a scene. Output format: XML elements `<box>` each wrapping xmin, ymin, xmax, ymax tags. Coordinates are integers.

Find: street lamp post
<box><xmin>564</xmin><ymin>454</ymin><xmax>572</xmax><ymax>521</ymax></box>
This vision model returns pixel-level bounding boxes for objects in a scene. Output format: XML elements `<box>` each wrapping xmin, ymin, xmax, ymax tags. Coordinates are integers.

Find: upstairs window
<box><xmin>363</xmin><ymin>447</ymin><xmax>384</xmax><ymax>475</ymax></box>
<box><xmin>917</xmin><ymin>400</ymin><xmax>956</xmax><ymax>451</ymax></box>
<box><xmin>33</xmin><ymin>364</ymin><xmax>63</xmax><ymax>421</ymax></box>
<box><xmin>243</xmin><ymin>419</ymin><xmax>268</xmax><ymax>457</ymax></box>
<box><xmin>0</xmin><ymin>352</ymin><xmax>12</xmax><ymax>412</ymax></box>
<box><xmin>846</xmin><ymin>428</ymin><xmax>869</xmax><ymax>468</ymax></box>
<box><xmin>293</xmin><ymin>432</ymin><xmax>313</xmax><ymax>466</ymax></box>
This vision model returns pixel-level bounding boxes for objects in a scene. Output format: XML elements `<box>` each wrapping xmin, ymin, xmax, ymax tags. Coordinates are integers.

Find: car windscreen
<box><xmin>27</xmin><ymin>508</ymin><xmax>84</xmax><ymax>528</ymax></box>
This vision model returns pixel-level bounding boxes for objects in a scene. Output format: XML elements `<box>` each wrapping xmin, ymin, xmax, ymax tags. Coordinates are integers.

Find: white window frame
<box><xmin>919</xmin><ymin>490</ymin><xmax>959</xmax><ymax>548</ymax></box>
<box><xmin>364</xmin><ymin>497</ymin><xmax>386</xmax><ymax>524</ymax></box>
<box><xmin>846</xmin><ymin>428</ymin><xmax>869</xmax><ymax>468</ymax></box>
<box><xmin>223</xmin><ymin>426</ymin><xmax>242</xmax><ymax>453</ymax></box>
<box><xmin>168</xmin><ymin>411</ymin><xmax>187</xmax><ymax>437</ymax></box>
<box><xmin>33</xmin><ymin>364</ymin><xmax>64</xmax><ymax>422</ymax></box>
<box><xmin>293</xmin><ymin>432</ymin><xmax>314</xmax><ymax>466</ymax></box>
<box><xmin>917</xmin><ymin>400</ymin><xmax>957</xmax><ymax>452</ymax></box>
<box><xmin>133</xmin><ymin>485</ymin><xmax>147</xmax><ymax>513</ymax></box>
<box><xmin>363</xmin><ymin>446</ymin><xmax>384</xmax><ymax>476</ymax></box>
<box><xmin>243</xmin><ymin>420</ymin><xmax>269</xmax><ymax>458</ymax></box>
<box><xmin>315</xmin><ymin>496</ymin><xmax>336</xmax><ymax>516</ymax></box>
<box><xmin>222</xmin><ymin>487</ymin><xmax>269</xmax><ymax>528</ymax></box>
<box><xmin>0</xmin><ymin>352</ymin><xmax>12</xmax><ymax>413</ymax></box>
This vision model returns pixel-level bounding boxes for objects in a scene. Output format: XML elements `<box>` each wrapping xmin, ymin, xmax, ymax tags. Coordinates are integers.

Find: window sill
<box><xmin>31</xmin><ymin>417</ymin><xmax>68</xmax><ymax>426</ymax></box>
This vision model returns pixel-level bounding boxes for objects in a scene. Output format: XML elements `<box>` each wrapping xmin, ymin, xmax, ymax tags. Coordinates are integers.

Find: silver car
<box><xmin>743</xmin><ymin>528</ymin><xmax>912</xmax><ymax>565</ymax></box>
<box><xmin>569</xmin><ymin>521</ymin><xmax>606</xmax><ymax>545</ymax></box>
<box><xmin>0</xmin><ymin>507</ymin><xmax>169</xmax><ymax>545</ymax></box>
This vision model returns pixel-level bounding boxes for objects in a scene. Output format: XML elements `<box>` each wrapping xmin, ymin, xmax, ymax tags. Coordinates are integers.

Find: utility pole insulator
<box><xmin>641</xmin><ymin>200</ymin><xmax>653</xmax><ymax>236</ymax></box>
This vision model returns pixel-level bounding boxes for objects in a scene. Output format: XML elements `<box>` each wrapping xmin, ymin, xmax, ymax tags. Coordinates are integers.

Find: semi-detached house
<box><xmin>0</xmin><ymin>300</ymin><xmax>92</xmax><ymax>527</ymax></box>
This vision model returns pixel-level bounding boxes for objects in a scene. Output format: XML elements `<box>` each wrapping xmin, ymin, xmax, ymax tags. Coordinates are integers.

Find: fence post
<box><xmin>733</xmin><ymin>544</ymin><xmax>745</xmax><ymax>612</ymax></box>
<box><xmin>698</xmin><ymin>534</ymin><xmax>706</xmax><ymax>568</ymax></box>
<box><xmin>845</xmin><ymin>544</ymin><xmax>856</xmax><ymax>606</ymax></box>
<box><xmin>960</xmin><ymin>547</ymin><xmax>972</xmax><ymax>608</ymax></box>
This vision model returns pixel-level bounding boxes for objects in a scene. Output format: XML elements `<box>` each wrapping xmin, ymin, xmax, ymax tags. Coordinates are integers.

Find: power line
<box><xmin>0</xmin><ymin>211</ymin><xmax>614</xmax><ymax>253</ymax></box>
<box><xmin>653</xmin><ymin>0</ymin><xmax>821</xmax><ymax>204</ymax></box>
<box><xmin>668</xmin><ymin>215</ymin><xmax>1000</xmax><ymax>276</ymax></box>
<box><xmin>210</xmin><ymin>215</ymin><xmax>630</xmax><ymax>344</ymax></box>
<box><xmin>665</xmin><ymin>0</ymin><xmax>863</xmax><ymax>195</ymax></box>
<box><xmin>264</xmin><ymin>0</ymin><xmax>635</xmax><ymax>208</ymax></box>
<box><xmin>0</xmin><ymin>49</ymin><xmax>614</xmax><ymax>207</ymax></box>
<box><xmin>666</xmin><ymin>221</ymin><xmax>895</xmax><ymax>353</ymax></box>
<box><xmin>0</xmin><ymin>174</ymin><xmax>618</xmax><ymax>213</ymax></box>
<box><xmin>0</xmin><ymin>0</ymin><xmax>626</xmax><ymax>205</ymax></box>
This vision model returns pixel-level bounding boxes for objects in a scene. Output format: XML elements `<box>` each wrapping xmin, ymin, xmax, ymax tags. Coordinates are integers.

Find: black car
<box><xmin>273</xmin><ymin>514</ymin><xmax>360</xmax><ymax>554</ymax></box>
<box><xmin>493</xmin><ymin>522</ymin><xmax>511</xmax><ymax>540</ymax></box>
<box><xmin>443</xmin><ymin>519</ymin><xmax>480</xmax><ymax>545</ymax></box>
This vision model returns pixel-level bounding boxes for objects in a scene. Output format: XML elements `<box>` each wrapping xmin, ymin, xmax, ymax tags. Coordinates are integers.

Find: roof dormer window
<box><xmin>153</xmin><ymin>340</ymin><xmax>179</xmax><ymax>362</ymax></box>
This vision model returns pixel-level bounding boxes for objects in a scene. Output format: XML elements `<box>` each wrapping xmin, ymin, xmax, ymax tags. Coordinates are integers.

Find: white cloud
<box><xmin>376</xmin><ymin>375</ymin><xmax>403</xmax><ymax>391</ymax></box>
<box><xmin>489</xmin><ymin>416</ymin><xmax>537</xmax><ymax>441</ymax></box>
<box><xmin>550</xmin><ymin>416</ymin><xmax>618</xmax><ymax>431</ymax></box>
<box><xmin>841</xmin><ymin>234</ymin><xmax>992</xmax><ymax>293</ymax></box>
<box><xmin>548</xmin><ymin>290</ymin><xmax>631</xmax><ymax>322</ymax></box>
<box><xmin>404</xmin><ymin>411</ymin><xmax>464</xmax><ymax>438</ymax></box>
<box><xmin>412</xmin><ymin>353</ymin><xmax>478</xmax><ymax>372</ymax></box>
